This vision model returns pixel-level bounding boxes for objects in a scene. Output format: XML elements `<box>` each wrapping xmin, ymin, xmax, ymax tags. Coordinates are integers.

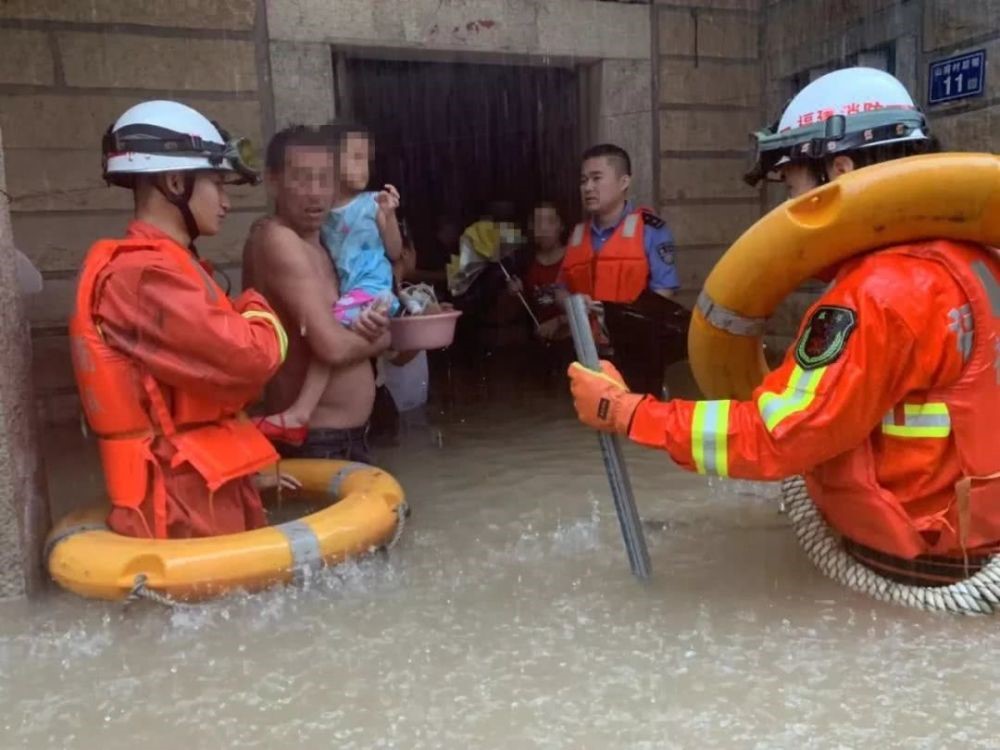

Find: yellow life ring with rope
<box><xmin>688</xmin><ymin>152</ymin><xmax>1000</xmax><ymax>400</ymax></box>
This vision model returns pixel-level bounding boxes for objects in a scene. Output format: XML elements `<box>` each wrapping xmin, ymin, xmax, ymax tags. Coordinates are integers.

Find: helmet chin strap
<box><xmin>156</xmin><ymin>172</ymin><xmax>201</xmax><ymax>249</ymax></box>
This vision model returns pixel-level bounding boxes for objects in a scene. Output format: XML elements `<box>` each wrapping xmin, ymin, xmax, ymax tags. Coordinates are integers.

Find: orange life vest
<box><xmin>808</xmin><ymin>240</ymin><xmax>1000</xmax><ymax>559</ymax></box>
<box><xmin>562</xmin><ymin>208</ymin><xmax>650</xmax><ymax>304</ymax></box>
<box><xmin>70</xmin><ymin>238</ymin><xmax>279</xmax><ymax>539</ymax></box>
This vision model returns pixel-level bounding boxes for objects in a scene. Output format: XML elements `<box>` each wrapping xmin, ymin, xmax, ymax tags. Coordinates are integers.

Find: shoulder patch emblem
<box><xmin>794</xmin><ymin>306</ymin><xmax>857</xmax><ymax>370</ymax></box>
<box><xmin>656</xmin><ymin>242</ymin><xmax>675</xmax><ymax>265</ymax></box>
<box><xmin>641</xmin><ymin>211</ymin><xmax>665</xmax><ymax>229</ymax></box>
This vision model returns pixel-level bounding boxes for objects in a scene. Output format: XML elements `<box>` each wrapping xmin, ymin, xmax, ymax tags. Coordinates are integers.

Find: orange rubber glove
<box><xmin>567</xmin><ymin>360</ymin><xmax>644</xmax><ymax>434</ymax></box>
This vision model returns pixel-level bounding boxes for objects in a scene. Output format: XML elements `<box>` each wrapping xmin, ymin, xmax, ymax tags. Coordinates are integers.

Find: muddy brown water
<box><xmin>3</xmin><ymin>365</ymin><xmax>999</xmax><ymax>749</ymax></box>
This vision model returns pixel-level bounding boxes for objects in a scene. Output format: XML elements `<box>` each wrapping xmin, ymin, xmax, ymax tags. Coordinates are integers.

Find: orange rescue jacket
<box><xmin>71</xmin><ymin>236</ymin><xmax>281</xmax><ymax>538</ymax></box>
<box><xmin>807</xmin><ymin>241</ymin><xmax>1000</xmax><ymax>558</ymax></box>
<box><xmin>561</xmin><ymin>208</ymin><xmax>651</xmax><ymax>303</ymax></box>
<box><xmin>627</xmin><ymin>240</ymin><xmax>1000</xmax><ymax>560</ymax></box>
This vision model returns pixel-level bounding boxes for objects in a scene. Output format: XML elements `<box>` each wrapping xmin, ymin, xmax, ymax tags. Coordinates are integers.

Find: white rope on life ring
<box><xmin>781</xmin><ymin>476</ymin><xmax>1000</xmax><ymax>615</ymax></box>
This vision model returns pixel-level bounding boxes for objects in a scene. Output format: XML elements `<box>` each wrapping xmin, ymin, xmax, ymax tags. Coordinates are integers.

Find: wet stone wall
<box><xmin>0</xmin><ymin>0</ymin><xmax>271</xmax><ymax>425</ymax></box>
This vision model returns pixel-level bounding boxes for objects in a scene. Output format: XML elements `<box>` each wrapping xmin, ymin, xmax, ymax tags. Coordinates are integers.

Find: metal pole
<box><xmin>564</xmin><ymin>294</ymin><xmax>651</xmax><ymax>581</ymax></box>
<box><xmin>497</xmin><ymin>260</ymin><xmax>542</xmax><ymax>329</ymax></box>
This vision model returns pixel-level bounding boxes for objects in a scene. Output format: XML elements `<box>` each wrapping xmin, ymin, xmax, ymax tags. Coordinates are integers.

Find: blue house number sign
<box><xmin>928</xmin><ymin>50</ymin><xmax>986</xmax><ymax>105</ymax></box>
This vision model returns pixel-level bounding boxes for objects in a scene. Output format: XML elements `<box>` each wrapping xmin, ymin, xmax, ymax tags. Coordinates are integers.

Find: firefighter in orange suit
<box><xmin>71</xmin><ymin>100</ymin><xmax>290</xmax><ymax>539</ymax></box>
<box><xmin>561</xmin><ymin>143</ymin><xmax>690</xmax><ymax>396</ymax></box>
<box><xmin>567</xmin><ymin>68</ymin><xmax>1000</xmax><ymax>584</ymax></box>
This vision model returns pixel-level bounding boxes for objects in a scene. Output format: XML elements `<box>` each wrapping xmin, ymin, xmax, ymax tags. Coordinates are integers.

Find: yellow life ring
<box><xmin>688</xmin><ymin>152</ymin><xmax>1000</xmax><ymax>400</ymax></box>
<box><xmin>45</xmin><ymin>459</ymin><xmax>407</xmax><ymax>602</ymax></box>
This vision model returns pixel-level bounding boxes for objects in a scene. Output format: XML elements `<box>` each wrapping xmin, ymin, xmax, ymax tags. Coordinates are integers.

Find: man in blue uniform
<box><xmin>561</xmin><ymin>144</ymin><xmax>689</xmax><ymax>394</ymax></box>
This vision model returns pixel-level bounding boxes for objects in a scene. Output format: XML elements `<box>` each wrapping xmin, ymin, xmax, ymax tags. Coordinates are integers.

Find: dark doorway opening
<box><xmin>335</xmin><ymin>55</ymin><xmax>585</xmax><ymax>412</ymax></box>
<box><xmin>336</xmin><ymin>55</ymin><xmax>582</xmax><ymax>276</ymax></box>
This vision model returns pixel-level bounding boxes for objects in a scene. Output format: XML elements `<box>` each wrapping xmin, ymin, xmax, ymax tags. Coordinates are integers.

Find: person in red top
<box><xmin>567</xmin><ymin>68</ymin><xmax>1000</xmax><ymax>586</ymax></box>
<box><xmin>71</xmin><ymin>100</ymin><xmax>290</xmax><ymax>539</ymax></box>
<box><xmin>505</xmin><ymin>202</ymin><xmax>577</xmax><ymax>380</ymax></box>
<box><xmin>507</xmin><ymin>202</ymin><xmax>569</xmax><ymax>339</ymax></box>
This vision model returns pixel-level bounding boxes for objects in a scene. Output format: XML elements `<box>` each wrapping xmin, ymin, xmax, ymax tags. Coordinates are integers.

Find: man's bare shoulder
<box><xmin>246</xmin><ymin>216</ymin><xmax>315</xmax><ymax>271</ymax></box>
<box><xmin>247</xmin><ymin>216</ymin><xmax>304</xmax><ymax>252</ymax></box>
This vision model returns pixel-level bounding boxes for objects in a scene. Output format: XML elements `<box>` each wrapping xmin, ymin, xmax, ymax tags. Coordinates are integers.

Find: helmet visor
<box><xmin>102</xmin><ymin>122</ymin><xmax>261</xmax><ymax>185</ymax></box>
<box><xmin>743</xmin><ymin>109</ymin><xmax>927</xmax><ymax>187</ymax></box>
<box><xmin>220</xmin><ymin>136</ymin><xmax>261</xmax><ymax>185</ymax></box>
<box><xmin>744</xmin><ymin>128</ymin><xmax>792</xmax><ymax>186</ymax></box>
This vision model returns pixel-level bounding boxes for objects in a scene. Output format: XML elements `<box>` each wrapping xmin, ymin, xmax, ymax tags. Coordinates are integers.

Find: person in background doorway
<box><xmin>506</xmin><ymin>201</ymin><xmax>569</xmax><ymax>342</ymax></box>
<box><xmin>408</xmin><ymin>214</ymin><xmax>458</xmax><ymax>297</ymax></box>
<box><xmin>561</xmin><ymin>143</ymin><xmax>691</xmax><ymax>396</ymax></box>
<box><xmin>448</xmin><ymin>200</ymin><xmax>529</xmax><ymax>364</ymax></box>
<box><xmin>371</xmin><ymin>218</ymin><xmax>432</xmax><ymax>445</ymax></box>
<box><xmin>504</xmin><ymin>201</ymin><xmax>580</xmax><ymax>380</ymax></box>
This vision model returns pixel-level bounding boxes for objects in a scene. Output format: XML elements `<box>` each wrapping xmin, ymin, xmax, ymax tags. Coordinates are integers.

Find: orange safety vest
<box><xmin>808</xmin><ymin>240</ymin><xmax>1000</xmax><ymax>559</ymax></box>
<box><xmin>561</xmin><ymin>208</ymin><xmax>651</xmax><ymax>304</ymax></box>
<box><xmin>70</xmin><ymin>238</ymin><xmax>279</xmax><ymax>538</ymax></box>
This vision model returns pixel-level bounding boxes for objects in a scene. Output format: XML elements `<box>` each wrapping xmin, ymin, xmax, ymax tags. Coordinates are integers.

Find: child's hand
<box><xmin>352</xmin><ymin>306</ymin><xmax>391</xmax><ymax>341</ymax></box>
<box><xmin>375</xmin><ymin>184</ymin><xmax>401</xmax><ymax>214</ymax></box>
<box><xmin>370</xmin><ymin>292</ymin><xmax>393</xmax><ymax>315</ymax></box>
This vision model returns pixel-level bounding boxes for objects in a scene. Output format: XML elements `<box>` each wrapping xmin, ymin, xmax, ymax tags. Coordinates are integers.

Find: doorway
<box><xmin>334</xmin><ymin>54</ymin><xmax>583</xmax><ymax>271</ymax></box>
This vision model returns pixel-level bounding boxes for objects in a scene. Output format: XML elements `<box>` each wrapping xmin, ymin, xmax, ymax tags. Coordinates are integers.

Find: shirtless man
<box><xmin>243</xmin><ymin>125</ymin><xmax>390</xmax><ymax>463</ymax></box>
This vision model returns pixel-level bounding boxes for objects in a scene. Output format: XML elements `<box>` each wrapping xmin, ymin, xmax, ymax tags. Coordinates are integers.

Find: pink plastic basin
<box><xmin>390</xmin><ymin>310</ymin><xmax>462</xmax><ymax>351</ymax></box>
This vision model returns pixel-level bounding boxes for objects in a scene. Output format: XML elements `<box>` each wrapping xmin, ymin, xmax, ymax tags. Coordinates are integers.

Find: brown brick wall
<box><xmin>919</xmin><ymin>1</ymin><xmax>1000</xmax><ymax>156</ymax></box>
<box><xmin>655</xmin><ymin>1</ymin><xmax>765</xmax><ymax>307</ymax></box>
<box><xmin>56</xmin><ymin>33</ymin><xmax>258</xmax><ymax>91</ymax></box>
<box><xmin>0</xmin><ymin>29</ymin><xmax>55</xmax><ymax>85</ymax></box>
<box><xmin>923</xmin><ymin>0</ymin><xmax>999</xmax><ymax>52</ymax></box>
<box><xmin>658</xmin><ymin>7</ymin><xmax>759</xmax><ymax>58</ymax></box>
<box><xmin>660</xmin><ymin>156</ymin><xmax>757</xmax><ymax>200</ymax></box>
<box><xmin>0</xmin><ymin>1</ymin><xmax>268</xmax><ymax>424</ymax></box>
<box><xmin>0</xmin><ymin>1</ymin><xmax>256</xmax><ymax>29</ymax></box>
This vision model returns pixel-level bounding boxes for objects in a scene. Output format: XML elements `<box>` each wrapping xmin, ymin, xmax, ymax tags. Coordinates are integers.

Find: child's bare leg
<box><xmin>261</xmin><ymin>358</ymin><xmax>330</xmax><ymax>428</ymax></box>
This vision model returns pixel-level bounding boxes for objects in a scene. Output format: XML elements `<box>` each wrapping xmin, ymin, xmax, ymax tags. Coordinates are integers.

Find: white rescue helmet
<box><xmin>745</xmin><ymin>67</ymin><xmax>929</xmax><ymax>186</ymax></box>
<box><xmin>102</xmin><ymin>100</ymin><xmax>259</xmax><ymax>186</ymax></box>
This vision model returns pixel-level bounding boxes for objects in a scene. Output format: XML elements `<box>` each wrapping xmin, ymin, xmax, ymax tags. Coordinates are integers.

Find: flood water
<box><xmin>3</xmin><ymin>364</ymin><xmax>1000</xmax><ymax>749</ymax></box>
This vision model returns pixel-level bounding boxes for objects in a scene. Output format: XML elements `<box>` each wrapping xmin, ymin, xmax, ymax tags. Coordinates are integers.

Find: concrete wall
<box><xmin>593</xmin><ymin>58</ymin><xmax>656</xmax><ymax>208</ymax></box>
<box><xmin>0</xmin><ymin>126</ymin><xmax>50</xmax><ymax>599</ymax></box>
<box><xmin>920</xmin><ymin>0</ymin><xmax>1000</xmax><ymax>151</ymax></box>
<box><xmin>0</xmin><ymin>0</ymin><xmax>272</xmax><ymax>424</ymax></box>
<box><xmin>654</xmin><ymin>0</ymin><xmax>764</xmax><ymax>309</ymax></box>
<box><xmin>266</xmin><ymin>0</ymin><xmax>656</xmax><ymax>204</ymax></box>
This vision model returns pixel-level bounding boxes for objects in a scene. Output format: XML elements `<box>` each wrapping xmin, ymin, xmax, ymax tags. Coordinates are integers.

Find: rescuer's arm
<box><xmin>570</xmin><ymin>257</ymin><xmax>967</xmax><ymax>480</ymax></box>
